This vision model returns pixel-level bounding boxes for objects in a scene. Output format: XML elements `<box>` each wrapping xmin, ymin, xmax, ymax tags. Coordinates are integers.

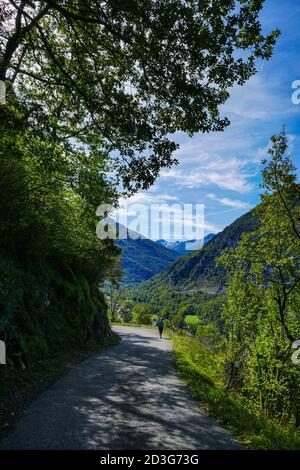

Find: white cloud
<box><xmin>174</xmin><ymin>131</ymin><xmax>255</xmax><ymax>164</ymax></box>
<box><xmin>119</xmin><ymin>192</ymin><xmax>179</xmax><ymax>205</ymax></box>
<box><xmin>223</xmin><ymin>75</ymin><xmax>293</xmax><ymax>121</ymax></box>
<box><xmin>206</xmin><ymin>193</ymin><xmax>251</xmax><ymax>209</ymax></box>
<box><xmin>160</xmin><ymin>164</ymin><xmax>253</xmax><ymax>193</ymax></box>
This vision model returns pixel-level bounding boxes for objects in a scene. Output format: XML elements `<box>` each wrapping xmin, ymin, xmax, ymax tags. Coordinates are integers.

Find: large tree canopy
<box><xmin>0</xmin><ymin>0</ymin><xmax>278</xmax><ymax>192</ymax></box>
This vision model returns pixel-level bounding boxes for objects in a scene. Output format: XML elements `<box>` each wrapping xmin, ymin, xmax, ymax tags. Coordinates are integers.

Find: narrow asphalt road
<box><xmin>0</xmin><ymin>326</ymin><xmax>243</xmax><ymax>450</ymax></box>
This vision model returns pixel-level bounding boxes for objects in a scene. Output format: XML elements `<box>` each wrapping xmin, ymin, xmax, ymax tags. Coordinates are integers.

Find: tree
<box><xmin>132</xmin><ymin>303</ymin><xmax>151</xmax><ymax>325</ymax></box>
<box><xmin>119</xmin><ymin>299</ymin><xmax>133</xmax><ymax>323</ymax></box>
<box><xmin>0</xmin><ymin>101</ymin><xmax>120</xmax><ymax>365</ymax></box>
<box><xmin>220</xmin><ymin>131</ymin><xmax>300</xmax><ymax>423</ymax></box>
<box><xmin>171</xmin><ymin>311</ymin><xmax>185</xmax><ymax>330</ymax></box>
<box><xmin>261</xmin><ymin>130</ymin><xmax>300</xmax><ymax>243</ymax></box>
<box><xmin>0</xmin><ymin>0</ymin><xmax>279</xmax><ymax>192</ymax></box>
<box><xmin>107</xmin><ymin>283</ymin><xmax>121</xmax><ymax>322</ymax></box>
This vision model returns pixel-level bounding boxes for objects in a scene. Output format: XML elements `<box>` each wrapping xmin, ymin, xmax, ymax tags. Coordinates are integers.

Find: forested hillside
<box><xmin>133</xmin><ymin>208</ymin><xmax>258</xmax><ymax>326</ymax></box>
<box><xmin>116</xmin><ymin>230</ymin><xmax>179</xmax><ymax>286</ymax></box>
<box><xmin>160</xmin><ymin>210</ymin><xmax>257</xmax><ymax>293</ymax></box>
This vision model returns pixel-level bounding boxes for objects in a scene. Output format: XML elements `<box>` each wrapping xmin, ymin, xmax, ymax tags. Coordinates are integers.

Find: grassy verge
<box><xmin>0</xmin><ymin>333</ymin><xmax>119</xmax><ymax>439</ymax></box>
<box><xmin>172</xmin><ymin>333</ymin><xmax>300</xmax><ymax>450</ymax></box>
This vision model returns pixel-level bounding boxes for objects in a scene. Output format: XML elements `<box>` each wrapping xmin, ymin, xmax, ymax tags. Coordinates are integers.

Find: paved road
<box><xmin>0</xmin><ymin>326</ymin><xmax>243</xmax><ymax>450</ymax></box>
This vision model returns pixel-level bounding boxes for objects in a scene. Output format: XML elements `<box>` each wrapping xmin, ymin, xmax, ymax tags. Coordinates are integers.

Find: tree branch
<box><xmin>0</xmin><ymin>1</ymin><xmax>50</xmax><ymax>80</ymax></box>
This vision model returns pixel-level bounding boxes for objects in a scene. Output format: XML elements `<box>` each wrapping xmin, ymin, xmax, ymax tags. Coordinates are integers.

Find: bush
<box><xmin>132</xmin><ymin>304</ymin><xmax>151</xmax><ymax>325</ymax></box>
<box><xmin>173</xmin><ymin>333</ymin><xmax>300</xmax><ymax>450</ymax></box>
<box><xmin>195</xmin><ymin>324</ymin><xmax>224</xmax><ymax>352</ymax></box>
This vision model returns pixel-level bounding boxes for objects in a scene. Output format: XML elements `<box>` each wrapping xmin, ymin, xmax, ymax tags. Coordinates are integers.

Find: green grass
<box><xmin>172</xmin><ymin>333</ymin><xmax>300</xmax><ymax>450</ymax></box>
<box><xmin>184</xmin><ymin>315</ymin><xmax>201</xmax><ymax>325</ymax></box>
<box><xmin>0</xmin><ymin>333</ymin><xmax>119</xmax><ymax>439</ymax></box>
<box><xmin>184</xmin><ymin>315</ymin><xmax>201</xmax><ymax>326</ymax></box>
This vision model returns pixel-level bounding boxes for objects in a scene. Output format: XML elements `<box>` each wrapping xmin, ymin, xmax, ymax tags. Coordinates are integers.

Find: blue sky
<box><xmin>119</xmin><ymin>0</ymin><xmax>300</xmax><ymax>240</ymax></box>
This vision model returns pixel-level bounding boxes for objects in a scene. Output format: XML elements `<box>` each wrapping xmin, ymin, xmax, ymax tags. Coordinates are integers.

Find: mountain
<box><xmin>142</xmin><ymin>209</ymin><xmax>257</xmax><ymax>294</ymax></box>
<box><xmin>133</xmin><ymin>209</ymin><xmax>258</xmax><ymax>323</ymax></box>
<box><xmin>156</xmin><ymin>233</ymin><xmax>215</xmax><ymax>255</ymax></box>
<box><xmin>115</xmin><ymin>227</ymin><xmax>180</xmax><ymax>286</ymax></box>
<box><xmin>164</xmin><ymin>211</ymin><xmax>258</xmax><ymax>294</ymax></box>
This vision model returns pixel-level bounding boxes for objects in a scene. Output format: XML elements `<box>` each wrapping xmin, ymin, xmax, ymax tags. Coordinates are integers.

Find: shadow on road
<box><xmin>0</xmin><ymin>327</ymin><xmax>243</xmax><ymax>450</ymax></box>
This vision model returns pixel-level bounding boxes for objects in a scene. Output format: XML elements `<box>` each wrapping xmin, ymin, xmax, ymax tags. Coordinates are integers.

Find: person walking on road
<box><xmin>157</xmin><ymin>318</ymin><xmax>164</xmax><ymax>339</ymax></box>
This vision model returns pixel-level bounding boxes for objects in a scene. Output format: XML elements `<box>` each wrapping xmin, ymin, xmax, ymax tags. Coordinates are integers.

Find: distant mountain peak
<box><xmin>156</xmin><ymin>233</ymin><xmax>215</xmax><ymax>255</ymax></box>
